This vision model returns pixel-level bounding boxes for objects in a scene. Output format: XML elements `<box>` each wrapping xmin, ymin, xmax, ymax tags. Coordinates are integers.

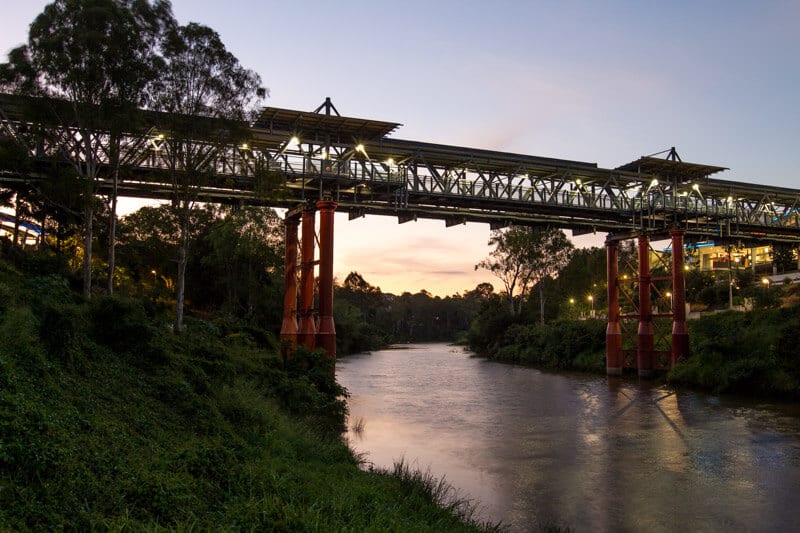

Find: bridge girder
<box><xmin>1</xmin><ymin>93</ymin><xmax>799</xmax><ymax>244</ymax></box>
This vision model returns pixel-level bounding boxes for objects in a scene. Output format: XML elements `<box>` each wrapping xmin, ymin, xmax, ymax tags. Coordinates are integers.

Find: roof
<box><xmin>365</xmin><ymin>137</ymin><xmax>598</xmax><ymax>173</ymax></box>
<box><xmin>616</xmin><ymin>156</ymin><xmax>727</xmax><ymax>181</ymax></box>
<box><xmin>253</xmin><ymin>107</ymin><xmax>401</xmax><ymax>141</ymax></box>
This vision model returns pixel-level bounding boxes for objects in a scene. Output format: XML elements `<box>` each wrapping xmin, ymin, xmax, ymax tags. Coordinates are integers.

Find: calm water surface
<box><xmin>336</xmin><ymin>343</ymin><xmax>800</xmax><ymax>532</ymax></box>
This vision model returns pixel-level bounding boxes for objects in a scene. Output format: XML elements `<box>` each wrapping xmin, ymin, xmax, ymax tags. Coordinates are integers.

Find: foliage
<box><xmin>466</xmin><ymin>293</ymin><xmax>521</xmax><ymax>355</ymax></box>
<box><xmin>475</xmin><ymin>318</ymin><xmax>606</xmax><ymax>372</ymax></box>
<box><xmin>150</xmin><ymin>21</ymin><xmax>264</xmax><ymax>333</ymax></box>
<box><xmin>197</xmin><ymin>206</ymin><xmax>283</xmax><ymax>325</ymax></box>
<box><xmin>668</xmin><ymin>307</ymin><xmax>800</xmax><ymax>397</ymax></box>
<box><xmin>334</xmin><ymin>274</ymin><xmax>490</xmax><ymax>352</ymax></box>
<box><xmin>1</xmin><ymin>0</ymin><xmax>176</xmax><ymax>299</ymax></box>
<box><xmin>476</xmin><ymin>226</ymin><xmax>573</xmax><ymax>316</ymax></box>
<box><xmin>116</xmin><ymin>204</ymin><xmax>285</xmax><ymax>330</ymax></box>
<box><xmin>0</xmin><ymin>251</ymin><xmax>491</xmax><ymax>531</ymax></box>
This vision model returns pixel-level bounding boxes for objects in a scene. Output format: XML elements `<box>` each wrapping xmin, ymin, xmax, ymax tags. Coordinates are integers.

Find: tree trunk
<box><xmin>174</xmin><ymin>214</ymin><xmax>189</xmax><ymax>333</ymax></box>
<box><xmin>107</xmin><ymin>165</ymin><xmax>119</xmax><ymax>295</ymax></box>
<box><xmin>539</xmin><ymin>283</ymin><xmax>546</xmax><ymax>325</ymax></box>
<box><xmin>13</xmin><ymin>196</ymin><xmax>21</xmax><ymax>246</ymax></box>
<box><xmin>39</xmin><ymin>213</ymin><xmax>46</xmax><ymax>250</ymax></box>
<box><xmin>83</xmin><ymin>201</ymin><xmax>94</xmax><ymax>299</ymax></box>
<box><xmin>82</xmin><ymin>131</ymin><xmax>95</xmax><ymax>300</ymax></box>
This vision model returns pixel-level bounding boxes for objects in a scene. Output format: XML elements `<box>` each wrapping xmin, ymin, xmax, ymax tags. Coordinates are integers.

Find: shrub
<box><xmin>89</xmin><ymin>295</ymin><xmax>154</xmax><ymax>355</ymax></box>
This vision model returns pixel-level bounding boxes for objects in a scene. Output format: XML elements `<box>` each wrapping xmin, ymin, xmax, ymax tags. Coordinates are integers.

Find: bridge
<box><xmin>2</xmin><ymin>93</ymin><xmax>799</xmax><ymax>375</ymax></box>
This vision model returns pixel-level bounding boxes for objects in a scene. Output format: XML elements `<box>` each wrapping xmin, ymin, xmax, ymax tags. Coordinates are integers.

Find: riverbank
<box><xmin>0</xmin><ymin>255</ymin><xmax>491</xmax><ymax>531</ymax></box>
<box><xmin>468</xmin><ymin>310</ymin><xmax>800</xmax><ymax>399</ymax></box>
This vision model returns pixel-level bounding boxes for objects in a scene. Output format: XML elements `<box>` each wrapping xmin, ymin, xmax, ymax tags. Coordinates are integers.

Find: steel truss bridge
<box><xmin>1</xmin><ymin>93</ymin><xmax>799</xmax><ymax>246</ymax></box>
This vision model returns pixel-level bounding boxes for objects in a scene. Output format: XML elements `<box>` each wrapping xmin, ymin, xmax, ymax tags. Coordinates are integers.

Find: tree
<box><xmin>773</xmin><ymin>244</ymin><xmax>796</xmax><ymax>274</ymax></box>
<box><xmin>151</xmin><ymin>22</ymin><xmax>264</xmax><ymax>332</ymax></box>
<box><xmin>0</xmin><ymin>0</ymin><xmax>174</xmax><ymax>298</ymax></box>
<box><xmin>198</xmin><ymin>206</ymin><xmax>284</xmax><ymax>325</ymax></box>
<box><xmin>117</xmin><ymin>203</ymin><xmax>215</xmax><ymax>301</ymax></box>
<box><xmin>476</xmin><ymin>225</ymin><xmax>573</xmax><ymax>322</ymax></box>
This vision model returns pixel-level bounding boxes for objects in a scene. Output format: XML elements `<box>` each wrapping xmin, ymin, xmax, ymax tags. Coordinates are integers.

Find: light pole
<box><xmin>666</xmin><ymin>291</ymin><xmax>672</xmax><ymax>313</ymax></box>
<box><xmin>588</xmin><ymin>295</ymin><xmax>594</xmax><ymax>317</ymax></box>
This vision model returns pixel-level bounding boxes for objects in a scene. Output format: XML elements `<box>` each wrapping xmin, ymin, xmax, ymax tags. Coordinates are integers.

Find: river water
<box><xmin>337</xmin><ymin>343</ymin><xmax>800</xmax><ymax>532</ymax></box>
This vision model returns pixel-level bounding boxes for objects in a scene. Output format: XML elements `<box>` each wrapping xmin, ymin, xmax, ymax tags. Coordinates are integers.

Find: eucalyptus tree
<box><xmin>0</xmin><ymin>0</ymin><xmax>174</xmax><ymax>298</ymax></box>
<box><xmin>151</xmin><ymin>22</ymin><xmax>264</xmax><ymax>332</ymax></box>
<box><xmin>476</xmin><ymin>225</ymin><xmax>574</xmax><ymax>322</ymax></box>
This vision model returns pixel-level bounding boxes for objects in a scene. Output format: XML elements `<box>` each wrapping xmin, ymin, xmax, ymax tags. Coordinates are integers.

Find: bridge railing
<box><xmin>1</xmin><ymin>102</ymin><xmax>798</xmax><ymax>237</ymax></box>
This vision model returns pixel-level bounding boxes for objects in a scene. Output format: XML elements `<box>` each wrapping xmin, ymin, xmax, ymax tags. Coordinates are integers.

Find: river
<box><xmin>336</xmin><ymin>343</ymin><xmax>800</xmax><ymax>532</ymax></box>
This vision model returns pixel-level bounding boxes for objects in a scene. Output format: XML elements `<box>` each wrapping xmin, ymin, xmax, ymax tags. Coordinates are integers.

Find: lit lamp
<box><xmin>588</xmin><ymin>295</ymin><xmax>594</xmax><ymax>317</ymax></box>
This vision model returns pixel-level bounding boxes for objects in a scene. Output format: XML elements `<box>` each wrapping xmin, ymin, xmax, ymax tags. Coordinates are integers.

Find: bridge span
<box><xmin>1</xmin><ymin>94</ymin><xmax>799</xmax><ymax>375</ymax></box>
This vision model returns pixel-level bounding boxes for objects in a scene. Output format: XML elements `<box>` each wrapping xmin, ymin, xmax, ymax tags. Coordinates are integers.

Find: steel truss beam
<box><xmin>1</xmin><ymin>93</ymin><xmax>799</xmax><ymax>244</ymax></box>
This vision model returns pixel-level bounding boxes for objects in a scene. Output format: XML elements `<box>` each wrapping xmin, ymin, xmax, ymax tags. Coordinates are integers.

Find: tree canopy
<box><xmin>476</xmin><ymin>225</ymin><xmax>573</xmax><ymax>316</ymax></box>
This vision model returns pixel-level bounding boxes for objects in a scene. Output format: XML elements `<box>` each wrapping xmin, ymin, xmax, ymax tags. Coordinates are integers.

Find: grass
<box><xmin>0</xmin><ymin>251</ymin><xmax>497</xmax><ymax>532</ymax></box>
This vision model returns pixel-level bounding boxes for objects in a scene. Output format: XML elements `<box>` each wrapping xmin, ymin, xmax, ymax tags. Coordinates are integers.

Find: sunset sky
<box><xmin>2</xmin><ymin>1</ymin><xmax>798</xmax><ymax>295</ymax></box>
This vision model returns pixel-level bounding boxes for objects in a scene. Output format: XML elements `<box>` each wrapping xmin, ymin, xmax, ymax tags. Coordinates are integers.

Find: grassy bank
<box><xmin>0</xmin><ymin>252</ymin><xmax>491</xmax><ymax>531</ymax></box>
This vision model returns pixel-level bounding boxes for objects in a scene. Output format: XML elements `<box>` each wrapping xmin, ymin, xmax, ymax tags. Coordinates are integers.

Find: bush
<box><xmin>89</xmin><ymin>295</ymin><xmax>154</xmax><ymax>355</ymax></box>
<box><xmin>38</xmin><ymin>301</ymin><xmax>90</xmax><ymax>366</ymax></box>
<box><xmin>485</xmin><ymin>319</ymin><xmax>605</xmax><ymax>371</ymax></box>
<box><xmin>668</xmin><ymin>308</ymin><xmax>800</xmax><ymax>397</ymax></box>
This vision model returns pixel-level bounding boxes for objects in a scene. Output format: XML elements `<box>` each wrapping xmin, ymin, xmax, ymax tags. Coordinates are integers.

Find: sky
<box><xmin>2</xmin><ymin>0</ymin><xmax>799</xmax><ymax>296</ymax></box>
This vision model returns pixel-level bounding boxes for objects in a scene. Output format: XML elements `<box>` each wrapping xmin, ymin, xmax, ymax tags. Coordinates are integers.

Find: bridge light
<box><xmin>289</xmin><ymin>136</ymin><xmax>300</xmax><ymax>147</ymax></box>
<box><xmin>150</xmin><ymin>134</ymin><xmax>164</xmax><ymax>151</ymax></box>
<box><xmin>650</xmin><ymin>178</ymin><xmax>658</xmax><ymax>188</ymax></box>
<box><xmin>385</xmin><ymin>158</ymin><xmax>394</xmax><ymax>166</ymax></box>
<box><xmin>691</xmin><ymin>183</ymin><xmax>700</xmax><ymax>191</ymax></box>
<box><xmin>727</xmin><ymin>196</ymin><xmax>734</xmax><ymax>204</ymax></box>
<box><xmin>239</xmin><ymin>143</ymin><xmax>249</xmax><ymax>150</ymax></box>
<box><xmin>355</xmin><ymin>144</ymin><xmax>365</xmax><ymax>153</ymax></box>
<box><xmin>575</xmin><ymin>178</ymin><xmax>582</xmax><ymax>186</ymax></box>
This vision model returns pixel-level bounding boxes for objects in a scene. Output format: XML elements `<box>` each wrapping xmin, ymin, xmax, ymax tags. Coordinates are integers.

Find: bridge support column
<box><xmin>670</xmin><ymin>229</ymin><xmax>689</xmax><ymax>366</ymax></box>
<box><xmin>316</xmin><ymin>197</ymin><xmax>338</xmax><ymax>364</ymax></box>
<box><xmin>637</xmin><ymin>233</ymin><xmax>655</xmax><ymax>377</ymax></box>
<box><xmin>606</xmin><ymin>239</ymin><xmax>623</xmax><ymax>375</ymax></box>
<box><xmin>280</xmin><ymin>215</ymin><xmax>300</xmax><ymax>359</ymax></box>
<box><xmin>298</xmin><ymin>205</ymin><xmax>317</xmax><ymax>349</ymax></box>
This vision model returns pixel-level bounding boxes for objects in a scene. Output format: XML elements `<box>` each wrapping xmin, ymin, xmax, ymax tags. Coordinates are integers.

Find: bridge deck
<box><xmin>1</xmin><ymin>93</ymin><xmax>799</xmax><ymax>244</ymax></box>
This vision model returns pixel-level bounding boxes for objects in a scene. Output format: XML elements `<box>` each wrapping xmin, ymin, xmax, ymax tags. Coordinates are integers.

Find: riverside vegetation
<box><xmin>467</xmin><ymin>283</ymin><xmax>800</xmax><ymax>399</ymax></box>
<box><xmin>0</xmin><ymin>247</ymin><xmax>494</xmax><ymax>531</ymax></box>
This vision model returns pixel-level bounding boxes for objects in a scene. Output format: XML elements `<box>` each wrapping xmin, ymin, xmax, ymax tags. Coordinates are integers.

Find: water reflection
<box><xmin>338</xmin><ymin>344</ymin><xmax>800</xmax><ymax>532</ymax></box>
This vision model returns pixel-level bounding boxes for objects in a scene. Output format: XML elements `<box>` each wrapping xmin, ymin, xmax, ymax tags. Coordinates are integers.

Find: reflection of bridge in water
<box><xmin>2</xmin><ymin>94</ymin><xmax>799</xmax><ymax>375</ymax></box>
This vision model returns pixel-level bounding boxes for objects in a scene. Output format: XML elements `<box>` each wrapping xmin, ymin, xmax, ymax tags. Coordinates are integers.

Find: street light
<box><xmin>588</xmin><ymin>295</ymin><xmax>594</xmax><ymax>317</ymax></box>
